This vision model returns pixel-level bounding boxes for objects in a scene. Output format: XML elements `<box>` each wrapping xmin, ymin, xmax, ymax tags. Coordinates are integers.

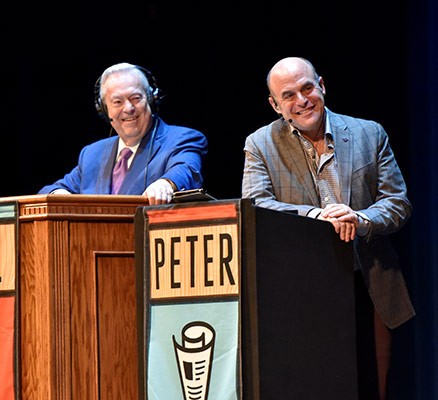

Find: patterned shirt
<box><xmin>292</xmin><ymin>113</ymin><xmax>341</xmax><ymax>208</ymax></box>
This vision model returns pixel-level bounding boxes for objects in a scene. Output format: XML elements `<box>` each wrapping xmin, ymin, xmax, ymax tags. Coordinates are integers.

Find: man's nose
<box><xmin>123</xmin><ymin>99</ymin><xmax>136</xmax><ymax>111</ymax></box>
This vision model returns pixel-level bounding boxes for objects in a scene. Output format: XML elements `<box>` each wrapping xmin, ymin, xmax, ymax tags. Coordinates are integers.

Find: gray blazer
<box><xmin>242</xmin><ymin>108</ymin><xmax>415</xmax><ymax>329</ymax></box>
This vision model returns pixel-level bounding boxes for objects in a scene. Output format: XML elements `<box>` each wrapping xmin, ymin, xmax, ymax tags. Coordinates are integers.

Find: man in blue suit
<box><xmin>39</xmin><ymin>62</ymin><xmax>208</xmax><ymax>205</ymax></box>
<box><xmin>242</xmin><ymin>57</ymin><xmax>415</xmax><ymax>400</ymax></box>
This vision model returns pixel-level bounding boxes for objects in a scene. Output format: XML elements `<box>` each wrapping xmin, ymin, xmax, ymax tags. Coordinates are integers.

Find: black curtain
<box><xmin>405</xmin><ymin>0</ymin><xmax>438</xmax><ymax>398</ymax></box>
<box><xmin>3</xmin><ymin>0</ymin><xmax>437</xmax><ymax>398</ymax></box>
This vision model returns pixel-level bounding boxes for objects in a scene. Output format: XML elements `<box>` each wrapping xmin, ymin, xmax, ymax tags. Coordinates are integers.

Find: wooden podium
<box><xmin>134</xmin><ymin>199</ymin><xmax>358</xmax><ymax>400</ymax></box>
<box><xmin>0</xmin><ymin>194</ymin><xmax>149</xmax><ymax>400</ymax></box>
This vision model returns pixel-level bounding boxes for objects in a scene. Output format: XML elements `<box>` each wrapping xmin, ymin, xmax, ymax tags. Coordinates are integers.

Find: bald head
<box><xmin>266</xmin><ymin>57</ymin><xmax>326</xmax><ymax>134</ymax></box>
<box><xmin>267</xmin><ymin>57</ymin><xmax>319</xmax><ymax>92</ymax></box>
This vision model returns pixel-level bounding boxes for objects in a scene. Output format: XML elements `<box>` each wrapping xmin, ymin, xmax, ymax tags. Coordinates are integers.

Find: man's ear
<box><xmin>318</xmin><ymin>77</ymin><xmax>326</xmax><ymax>96</ymax></box>
<box><xmin>268</xmin><ymin>95</ymin><xmax>281</xmax><ymax>114</ymax></box>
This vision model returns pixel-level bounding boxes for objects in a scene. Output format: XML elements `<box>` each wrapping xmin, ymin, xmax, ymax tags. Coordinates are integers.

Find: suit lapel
<box><xmin>329</xmin><ymin>112</ymin><xmax>353</xmax><ymax>205</ymax></box>
<box><xmin>96</xmin><ymin>138</ymin><xmax>118</xmax><ymax>194</ymax></box>
<box><xmin>277</xmin><ymin>120</ymin><xmax>321</xmax><ymax>206</ymax></box>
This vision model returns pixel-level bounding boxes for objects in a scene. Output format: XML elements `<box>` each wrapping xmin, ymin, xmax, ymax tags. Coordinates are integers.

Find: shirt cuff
<box><xmin>307</xmin><ymin>207</ymin><xmax>323</xmax><ymax>219</ymax></box>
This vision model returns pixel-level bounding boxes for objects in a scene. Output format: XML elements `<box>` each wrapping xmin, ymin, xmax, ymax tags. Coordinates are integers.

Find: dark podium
<box><xmin>135</xmin><ymin>198</ymin><xmax>358</xmax><ymax>400</ymax></box>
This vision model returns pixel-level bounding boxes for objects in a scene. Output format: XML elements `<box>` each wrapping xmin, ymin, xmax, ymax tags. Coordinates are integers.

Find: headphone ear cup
<box><xmin>95</xmin><ymin>98</ymin><xmax>108</xmax><ymax>121</ymax></box>
<box><xmin>136</xmin><ymin>66</ymin><xmax>165</xmax><ymax>114</ymax></box>
<box><xmin>146</xmin><ymin>86</ymin><xmax>155</xmax><ymax>111</ymax></box>
<box><xmin>94</xmin><ymin>77</ymin><xmax>111</xmax><ymax>122</ymax></box>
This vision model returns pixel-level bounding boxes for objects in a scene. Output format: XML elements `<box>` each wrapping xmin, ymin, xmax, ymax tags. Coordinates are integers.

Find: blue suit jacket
<box><xmin>242</xmin><ymin>108</ymin><xmax>415</xmax><ymax>328</ymax></box>
<box><xmin>39</xmin><ymin>117</ymin><xmax>208</xmax><ymax>195</ymax></box>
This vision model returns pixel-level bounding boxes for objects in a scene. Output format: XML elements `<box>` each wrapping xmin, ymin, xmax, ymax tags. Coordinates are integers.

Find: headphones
<box><xmin>94</xmin><ymin>65</ymin><xmax>165</xmax><ymax>123</ymax></box>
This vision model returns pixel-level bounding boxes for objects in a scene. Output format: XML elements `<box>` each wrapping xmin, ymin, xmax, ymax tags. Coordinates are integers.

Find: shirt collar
<box><xmin>289</xmin><ymin>107</ymin><xmax>333</xmax><ymax>140</ymax></box>
<box><xmin>116</xmin><ymin>138</ymin><xmax>139</xmax><ymax>157</ymax></box>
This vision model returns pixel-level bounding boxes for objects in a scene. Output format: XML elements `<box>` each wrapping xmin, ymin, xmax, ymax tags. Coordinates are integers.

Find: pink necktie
<box><xmin>111</xmin><ymin>148</ymin><xmax>133</xmax><ymax>194</ymax></box>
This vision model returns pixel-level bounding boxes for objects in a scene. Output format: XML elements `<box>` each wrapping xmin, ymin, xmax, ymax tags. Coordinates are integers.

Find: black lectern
<box><xmin>135</xmin><ymin>199</ymin><xmax>357</xmax><ymax>400</ymax></box>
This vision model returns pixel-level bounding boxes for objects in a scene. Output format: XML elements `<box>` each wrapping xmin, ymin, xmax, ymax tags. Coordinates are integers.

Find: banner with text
<box><xmin>141</xmin><ymin>202</ymin><xmax>242</xmax><ymax>400</ymax></box>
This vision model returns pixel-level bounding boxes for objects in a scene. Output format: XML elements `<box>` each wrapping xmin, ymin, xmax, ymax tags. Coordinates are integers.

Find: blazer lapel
<box><xmin>96</xmin><ymin>138</ymin><xmax>118</xmax><ymax>194</ymax></box>
<box><xmin>276</xmin><ymin>120</ymin><xmax>321</xmax><ymax>206</ymax></box>
<box><xmin>329</xmin><ymin>112</ymin><xmax>353</xmax><ymax>205</ymax></box>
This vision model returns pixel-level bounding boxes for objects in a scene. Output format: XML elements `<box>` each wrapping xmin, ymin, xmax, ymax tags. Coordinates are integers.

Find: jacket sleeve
<box><xmin>149</xmin><ymin>126</ymin><xmax>208</xmax><ymax>191</ymax></box>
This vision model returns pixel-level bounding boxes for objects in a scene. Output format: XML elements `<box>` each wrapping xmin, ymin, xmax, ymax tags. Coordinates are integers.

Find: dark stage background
<box><xmin>3</xmin><ymin>0</ymin><xmax>437</xmax><ymax>398</ymax></box>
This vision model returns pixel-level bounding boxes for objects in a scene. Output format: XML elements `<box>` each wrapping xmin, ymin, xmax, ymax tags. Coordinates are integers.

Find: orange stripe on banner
<box><xmin>146</xmin><ymin>204</ymin><xmax>237</xmax><ymax>224</ymax></box>
<box><xmin>0</xmin><ymin>296</ymin><xmax>15</xmax><ymax>400</ymax></box>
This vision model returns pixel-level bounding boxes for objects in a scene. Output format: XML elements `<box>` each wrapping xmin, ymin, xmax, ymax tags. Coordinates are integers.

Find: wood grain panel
<box><xmin>96</xmin><ymin>253</ymin><xmax>137</xmax><ymax>400</ymax></box>
<box><xmin>0</xmin><ymin>223</ymin><xmax>16</xmax><ymax>291</ymax></box>
<box><xmin>69</xmin><ymin>222</ymin><xmax>137</xmax><ymax>400</ymax></box>
<box><xmin>20</xmin><ymin>220</ymin><xmax>53</xmax><ymax>399</ymax></box>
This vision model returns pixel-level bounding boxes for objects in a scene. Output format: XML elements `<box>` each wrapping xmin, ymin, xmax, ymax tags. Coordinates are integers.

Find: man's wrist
<box><xmin>355</xmin><ymin>212</ymin><xmax>371</xmax><ymax>237</ymax></box>
<box><xmin>307</xmin><ymin>207</ymin><xmax>323</xmax><ymax>219</ymax></box>
<box><xmin>162</xmin><ymin>178</ymin><xmax>177</xmax><ymax>191</ymax></box>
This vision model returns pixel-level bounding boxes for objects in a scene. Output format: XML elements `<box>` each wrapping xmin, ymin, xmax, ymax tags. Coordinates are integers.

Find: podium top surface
<box><xmin>0</xmin><ymin>194</ymin><xmax>150</xmax><ymax>221</ymax></box>
<box><xmin>0</xmin><ymin>194</ymin><xmax>149</xmax><ymax>205</ymax></box>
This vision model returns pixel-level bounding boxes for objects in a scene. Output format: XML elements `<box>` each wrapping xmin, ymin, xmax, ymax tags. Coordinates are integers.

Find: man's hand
<box><xmin>51</xmin><ymin>189</ymin><xmax>72</xmax><ymax>194</ymax></box>
<box><xmin>318</xmin><ymin>203</ymin><xmax>359</xmax><ymax>242</ymax></box>
<box><xmin>143</xmin><ymin>179</ymin><xmax>175</xmax><ymax>205</ymax></box>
